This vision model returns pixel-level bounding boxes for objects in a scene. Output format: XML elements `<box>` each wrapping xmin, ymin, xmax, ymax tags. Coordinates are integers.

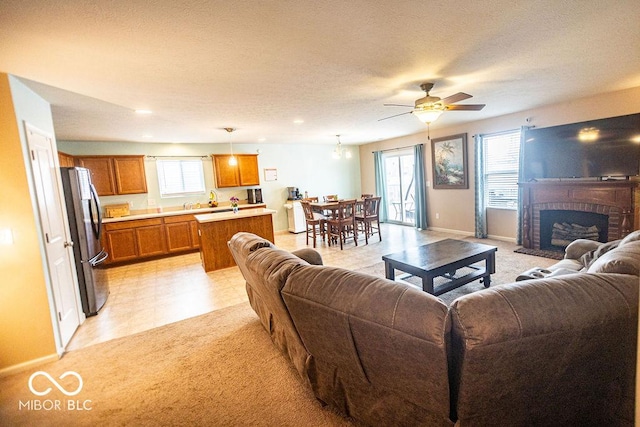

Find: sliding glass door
<box><xmin>383</xmin><ymin>150</ymin><xmax>415</xmax><ymax>225</ymax></box>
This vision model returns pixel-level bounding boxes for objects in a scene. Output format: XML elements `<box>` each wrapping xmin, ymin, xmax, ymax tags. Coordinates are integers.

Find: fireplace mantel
<box><xmin>519</xmin><ymin>180</ymin><xmax>639</xmax><ymax>249</ymax></box>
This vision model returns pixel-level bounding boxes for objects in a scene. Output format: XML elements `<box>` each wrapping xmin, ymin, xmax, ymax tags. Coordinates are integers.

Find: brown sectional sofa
<box><xmin>228</xmin><ymin>232</ymin><xmax>638</xmax><ymax>426</ymax></box>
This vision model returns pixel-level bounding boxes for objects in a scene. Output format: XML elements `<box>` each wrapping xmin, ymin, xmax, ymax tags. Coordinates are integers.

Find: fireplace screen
<box><xmin>540</xmin><ymin>210</ymin><xmax>608</xmax><ymax>249</ymax></box>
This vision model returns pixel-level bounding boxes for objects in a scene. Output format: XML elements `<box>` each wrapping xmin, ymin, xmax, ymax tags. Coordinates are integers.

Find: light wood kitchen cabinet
<box><xmin>212</xmin><ymin>154</ymin><xmax>260</xmax><ymax>188</ymax></box>
<box><xmin>104</xmin><ymin>228</ymin><xmax>138</xmax><ymax>263</ymax></box>
<box><xmin>77</xmin><ymin>156</ymin><xmax>117</xmax><ymax>196</ymax></box>
<box><xmin>164</xmin><ymin>214</ymin><xmax>199</xmax><ymax>252</ymax></box>
<box><xmin>103</xmin><ymin>214</ymin><xmax>200</xmax><ymax>265</ymax></box>
<box><xmin>76</xmin><ymin>155</ymin><xmax>147</xmax><ymax>196</ymax></box>
<box><xmin>112</xmin><ymin>156</ymin><xmax>148</xmax><ymax>194</ymax></box>
<box><xmin>58</xmin><ymin>151</ymin><xmax>76</xmax><ymax>167</ymax></box>
<box><xmin>136</xmin><ymin>223</ymin><xmax>167</xmax><ymax>257</ymax></box>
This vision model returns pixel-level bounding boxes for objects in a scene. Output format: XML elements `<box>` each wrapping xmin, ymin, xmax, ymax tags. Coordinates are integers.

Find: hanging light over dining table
<box><xmin>332</xmin><ymin>134</ymin><xmax>352</xmax><ymax>159</ymax></box>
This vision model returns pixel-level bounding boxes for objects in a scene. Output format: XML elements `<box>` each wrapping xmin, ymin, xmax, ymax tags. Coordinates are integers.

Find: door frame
<box><xmin>24</xmin><ymin>122</ymin><xmax>84</xmax><ymax>356</ymax></box>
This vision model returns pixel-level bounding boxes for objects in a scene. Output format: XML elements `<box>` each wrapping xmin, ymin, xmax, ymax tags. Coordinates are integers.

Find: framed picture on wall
<box><xmin>431</xmin><ymin>133</ymin><xmax>468</xmax><ymax>189</ymax></box>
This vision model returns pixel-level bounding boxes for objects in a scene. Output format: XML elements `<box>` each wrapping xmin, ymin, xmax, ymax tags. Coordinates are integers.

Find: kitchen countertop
<box><xmin>194</xmin><ymin>207</ymin><xmax>277</xmax><ymax>223</ymax></box>
<box><xmin>102</xmin><ymin>203</ymin><xmax>266</xmax><ymax>223</ymax></box>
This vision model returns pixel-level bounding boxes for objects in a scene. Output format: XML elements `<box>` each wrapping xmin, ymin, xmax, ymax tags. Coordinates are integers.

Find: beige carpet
<box><xmin>0</xmin><ymin>302</ymin><xmax>355</xmax><ymax>427</ymax></box>
<box><xmin>356</xmin><ymin>237</ymin><xmax>557</xmax><ymax>305</ymax></box>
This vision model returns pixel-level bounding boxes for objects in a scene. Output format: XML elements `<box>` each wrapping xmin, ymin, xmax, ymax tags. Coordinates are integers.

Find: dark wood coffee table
<box><xmin>382</xmin><ymin>239</ymin><xmax>497</xmax><ymax>296</ymax></box>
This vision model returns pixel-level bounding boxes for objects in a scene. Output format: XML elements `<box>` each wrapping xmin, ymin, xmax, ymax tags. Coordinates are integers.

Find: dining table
<box><xmin>309</xmin><ymin>200</ymin><xmax>363</xmax><ymax>218</ymax></box>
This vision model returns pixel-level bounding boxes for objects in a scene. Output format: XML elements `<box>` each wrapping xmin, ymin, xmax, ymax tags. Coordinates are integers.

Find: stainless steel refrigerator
<box><xmin>60</xmin><ymin>167</ymin><xmax>109</xmax><ymax>316</ymax></box>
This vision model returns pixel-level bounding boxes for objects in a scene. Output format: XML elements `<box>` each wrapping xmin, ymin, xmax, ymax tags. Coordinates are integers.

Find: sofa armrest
<box><xmin>291</xmin><ymin>248</ymin><xmax>323</xmax><ymax>265</ymax></box>
<box><xmin>564</xmin><ymin>239</ymin><xmax>602</xmax><ymax>260</ymax></box>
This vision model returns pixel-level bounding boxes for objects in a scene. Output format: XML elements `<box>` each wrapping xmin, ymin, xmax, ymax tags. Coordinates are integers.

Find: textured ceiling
<box><xmin>1</xmin><ymin>0</ymin><xmax>639</xmax><ymax>145</ymax></box>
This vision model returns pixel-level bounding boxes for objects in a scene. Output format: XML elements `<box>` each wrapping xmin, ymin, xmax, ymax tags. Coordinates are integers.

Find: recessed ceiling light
<box><xmin>293</xmin><ymin>119</ymin><xmax>304</xmax><ymax>124</ymax></box>
<box><xmin>135</xmin><ymin>109</ymin><xmax>153</xmax><ymax>115</ymax></box>
<box><xmin>258</xmin><ymin>137</ymin><xmax>266</xmax><ymax>142</ymax></box>
<box><xmin>142</xmin><ymin>134</ymin><xmax>153</xmax><ymax>138</ymax></box>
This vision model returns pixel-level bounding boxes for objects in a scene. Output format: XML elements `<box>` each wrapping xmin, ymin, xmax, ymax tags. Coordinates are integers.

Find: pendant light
<box><xmin>332</xmin><ymin>134</ymin><xmax>352</xmax><ymax>159</ymax></box>
<box><xmin>224</xmin><ymin>127</ymin><xmax>237</xmax><ymax>166</ymax></box>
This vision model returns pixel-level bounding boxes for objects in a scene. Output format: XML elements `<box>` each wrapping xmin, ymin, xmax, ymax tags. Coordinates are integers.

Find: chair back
<box><xmin>300</xmin><ymin>200</ymin><xmax>316</xmax><ymax>221</ymax></box>
<box><xmin>361</xmin><ymin>194</ymin><xmax>373</xmax><ymax>199</ymax></box>
<box><xmin>336</xmin><ymin>199</ymin><xmax>357</xmax><ymax>220</ymax></box>
<box><xmin>302</xmin><ymin>196</ymin><xmax>319</xmax><ymax>203</ymax></box>
<box><xmin>324</xmin><ymin>194</ymin><xmax>338</xmax><ymax>202</ymax></box>
<box><xmin>363</xmin><ymin>196</ymin><xmax>381</xmax><ymax>218</ymax></box>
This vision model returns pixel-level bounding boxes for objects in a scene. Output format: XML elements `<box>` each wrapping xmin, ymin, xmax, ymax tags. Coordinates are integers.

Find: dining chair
<box><xmin>355</xmin><ymin>196</ymin><xmax>381</xmax><ymax>244</ymax></box>
<box><xmin>324</xmin><ymin>194</ymin><xmax>338</xmax><ymax>202</ymax></box>
<box><xmin>302</xmin><ymin>196</ymin><xmax>319</xmax><ymax>202</ymax></box>
<box><xmin>326</xmin><ymin>199</ymin><xmax>358</xmax><ymax>250</ymax></box>
<box><xmin>360</xmin><ymin>194</ymin><xmax>373</xmax><ymax>199</ymax></box>
<box><xmin>300</xmin><ymin>200</ymin><xmax>326</xmax><ymax>248</ymax></box>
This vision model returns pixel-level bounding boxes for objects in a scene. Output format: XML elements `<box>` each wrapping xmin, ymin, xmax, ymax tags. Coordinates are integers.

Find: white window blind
<box><xmin>156</xmin><ymin>159</ymin><xmax>205</xmax><ymax>198</ymax></box>
<box><xmin>483</xmin><ymin>130</ymin><xmax>521</xmax><ymax>209</ymax></box>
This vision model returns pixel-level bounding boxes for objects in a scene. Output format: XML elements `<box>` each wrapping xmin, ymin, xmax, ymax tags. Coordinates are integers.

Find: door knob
<box><xmin>64</xmin><ymin>241</ymin><xmax>74</xmax><ymax>248</ymax></box>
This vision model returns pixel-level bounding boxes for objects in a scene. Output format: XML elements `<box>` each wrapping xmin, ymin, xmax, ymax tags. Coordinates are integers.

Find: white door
<box><xmin>26</xmin><ymin>123</ymin><xmax>81</xmax><ymax>348</ymax></box>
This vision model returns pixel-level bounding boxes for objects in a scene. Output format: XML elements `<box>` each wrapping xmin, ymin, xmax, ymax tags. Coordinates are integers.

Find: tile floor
<box><xmin>67</xmin><ymin>224</ymin><xmax>463</xmax><ymax>351</ymax></box>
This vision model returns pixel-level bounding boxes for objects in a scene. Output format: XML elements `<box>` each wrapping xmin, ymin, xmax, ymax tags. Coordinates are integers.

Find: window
<box><xmin>156</xmin><ymin>159</ymin><xmax>205</xmax><ymax>198</ymax></box>
<box><xmin>483</xmin><ymin>129</ymin><xmax>521</xmax><ymax>209</ymax></box>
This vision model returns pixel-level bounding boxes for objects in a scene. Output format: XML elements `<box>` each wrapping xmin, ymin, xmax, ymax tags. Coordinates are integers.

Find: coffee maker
<box><xmin>247</xmin><ymin>188</ymin><xmax>263</xmax><ymax>204</ymax></box>
<box><xmin>287</xmin><ymin>187</ymin><xmax>301</xmax><ymax>200</ymax></box>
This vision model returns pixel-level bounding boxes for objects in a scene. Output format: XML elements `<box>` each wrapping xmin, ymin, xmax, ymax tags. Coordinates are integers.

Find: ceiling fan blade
<box><xmin>440</xmin><ymin>92</ymin><xmax>472</xmax><ymax>105</ymax></box>
<box><xmin>383</xmin><ymin>103</ymin><xmax>415</xmax><ymax>107</ymax></box>
<box><xmin>378</xmin><ymin>111</ymin><xmax>412</xmax><ymax>121</ymax></box>
<box><xmin>445</xmin><ymin>104</ymin><xmax>486</xmax><ymax>111</ymax></box>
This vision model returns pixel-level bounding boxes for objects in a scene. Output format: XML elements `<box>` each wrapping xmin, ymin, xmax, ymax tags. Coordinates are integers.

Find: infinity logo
<box><xmin>28</xmin><ymin>371</ymin><xmax>83</xmax><ymax>396</ymax></box>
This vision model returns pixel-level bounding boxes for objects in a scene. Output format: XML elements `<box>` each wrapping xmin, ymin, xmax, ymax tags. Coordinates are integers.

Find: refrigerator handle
<box><xmin>89</xmin><ymin>183</ymin><xmax>103</xmax><ymax>240</ymax></box>
<box><xmin>89</xmin><ymin>249</ymin><xmax>109</xmax><ymax>266</ymax></box>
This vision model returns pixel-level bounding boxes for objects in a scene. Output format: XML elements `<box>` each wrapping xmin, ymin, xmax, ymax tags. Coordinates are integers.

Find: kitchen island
<box><xmin>195</xmin><ymin>207</ymin><xmax>277</xmax><ymax>271</ymax></box>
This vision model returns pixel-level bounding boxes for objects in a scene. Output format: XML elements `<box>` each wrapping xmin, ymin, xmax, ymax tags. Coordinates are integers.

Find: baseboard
<box><xmin>426</xmin><ymin>227</ymin><xmax>517</xmax><ymax>244</ymax></box>
<box><xmin>426</xmin><ymin>226</ymin><xmax>474</xmax><ymax>237</ymax></box>
<box><xmin>487</xmin><ymin>234</ymin><xmax>517</xmax><ymax>243</ymax></box>
<box><xmin>0</xmin><ymin>353</ymin><xmax>59</xmax><ymax>378</ymax></box>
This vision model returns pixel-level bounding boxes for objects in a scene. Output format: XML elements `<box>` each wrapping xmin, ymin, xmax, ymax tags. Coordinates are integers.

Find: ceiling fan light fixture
<box><xmin>413</xmin><ymin>107</ymin><xmax>444</xmax><ymax>124</ymax></box>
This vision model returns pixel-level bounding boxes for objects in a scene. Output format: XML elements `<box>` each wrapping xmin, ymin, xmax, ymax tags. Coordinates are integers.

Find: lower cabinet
<box><xmin>105</xmin><ymin>228</ymin><xmax>138</xmax><ymax>263</ymax></box>
<box><xmin>103</xmin><ymin>216</ymin><xmax>190</xmax><ymax>265</ymax></box>
<box><xmin>164</xmin><ymin>214</ymin><xmax>200</xmax><ymax>252</ymax></box>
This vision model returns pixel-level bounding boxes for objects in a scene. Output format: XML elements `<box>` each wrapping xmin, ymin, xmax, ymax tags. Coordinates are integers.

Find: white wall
<box><xmin>57</xmin><ymin>141</ymin><xmax>362</xmax><ymax>232</ymax></box>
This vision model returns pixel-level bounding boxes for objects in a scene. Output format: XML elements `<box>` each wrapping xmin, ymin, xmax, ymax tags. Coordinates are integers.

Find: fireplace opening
<box><xmin>540</xmin><ymin>210</ymin><xmax>609</xmax><ymax>250</ymax></box>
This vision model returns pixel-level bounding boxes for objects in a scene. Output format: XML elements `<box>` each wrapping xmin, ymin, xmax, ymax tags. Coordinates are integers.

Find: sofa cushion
<box><xmin>620</xmin><ymin>229</ymin><xmax>640</xmax><ymax>246</ymax></box>
<box><xmin>450</xmin><ymin>273</ymin><xmax>638</xmax><ymax>425</ymax></box>
<box><xmin>587</xmin><ymin>240</ymin><xmax>640</xmax><ymax>276</ymax></box>
<box><xmin>578</xmin><ymin>239</ymin><xmax>621</xmax><ymax>268</ymax></box>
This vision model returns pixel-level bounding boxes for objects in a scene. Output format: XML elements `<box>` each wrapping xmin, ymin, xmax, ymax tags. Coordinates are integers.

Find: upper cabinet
<box><xmin>58</xmin><ymin>151</ymin><xmax>75</xmax><ymax>167</ymax></box>
<box><xmin>212</xmin><ymin>154</ymin><xmax>260</xmax><ymax>188</ymax></box>
<box><xmin>76</xmin><ymin>155</ymin><xmax>147</xmax><ymax>196</ymax></box>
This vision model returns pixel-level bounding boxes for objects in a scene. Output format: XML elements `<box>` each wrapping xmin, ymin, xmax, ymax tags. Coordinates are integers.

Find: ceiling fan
<box><xmin>380</xmin><ymin>82</ymin><xmax>485</xmax><ymax>124</ymax></box>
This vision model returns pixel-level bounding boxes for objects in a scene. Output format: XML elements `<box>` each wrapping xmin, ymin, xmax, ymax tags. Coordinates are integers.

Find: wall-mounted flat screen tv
<box><xmin>522</xmin><ymin>113</ymin><xmax>640</xmax><ymax>181</ymax></box>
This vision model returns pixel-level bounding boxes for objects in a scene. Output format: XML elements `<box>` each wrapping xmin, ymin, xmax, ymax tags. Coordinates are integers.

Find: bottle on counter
<box><xmin>304</xmin><ymin>191</ymin><xmax>309</xmax><ymax>199</ymax></box>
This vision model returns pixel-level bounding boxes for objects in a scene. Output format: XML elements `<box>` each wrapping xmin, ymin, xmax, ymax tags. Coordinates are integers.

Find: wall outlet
<box><xmin>435</xmin><ymin>213</ymin><xmax>440</xmax><ymax>219</ymax></box>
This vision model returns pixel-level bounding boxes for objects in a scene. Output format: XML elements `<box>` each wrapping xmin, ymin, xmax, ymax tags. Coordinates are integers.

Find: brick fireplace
<box><xmin>519</xmin><ymin>180</ymin><xmax>638</xmax><ymax>249</ymax></box>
